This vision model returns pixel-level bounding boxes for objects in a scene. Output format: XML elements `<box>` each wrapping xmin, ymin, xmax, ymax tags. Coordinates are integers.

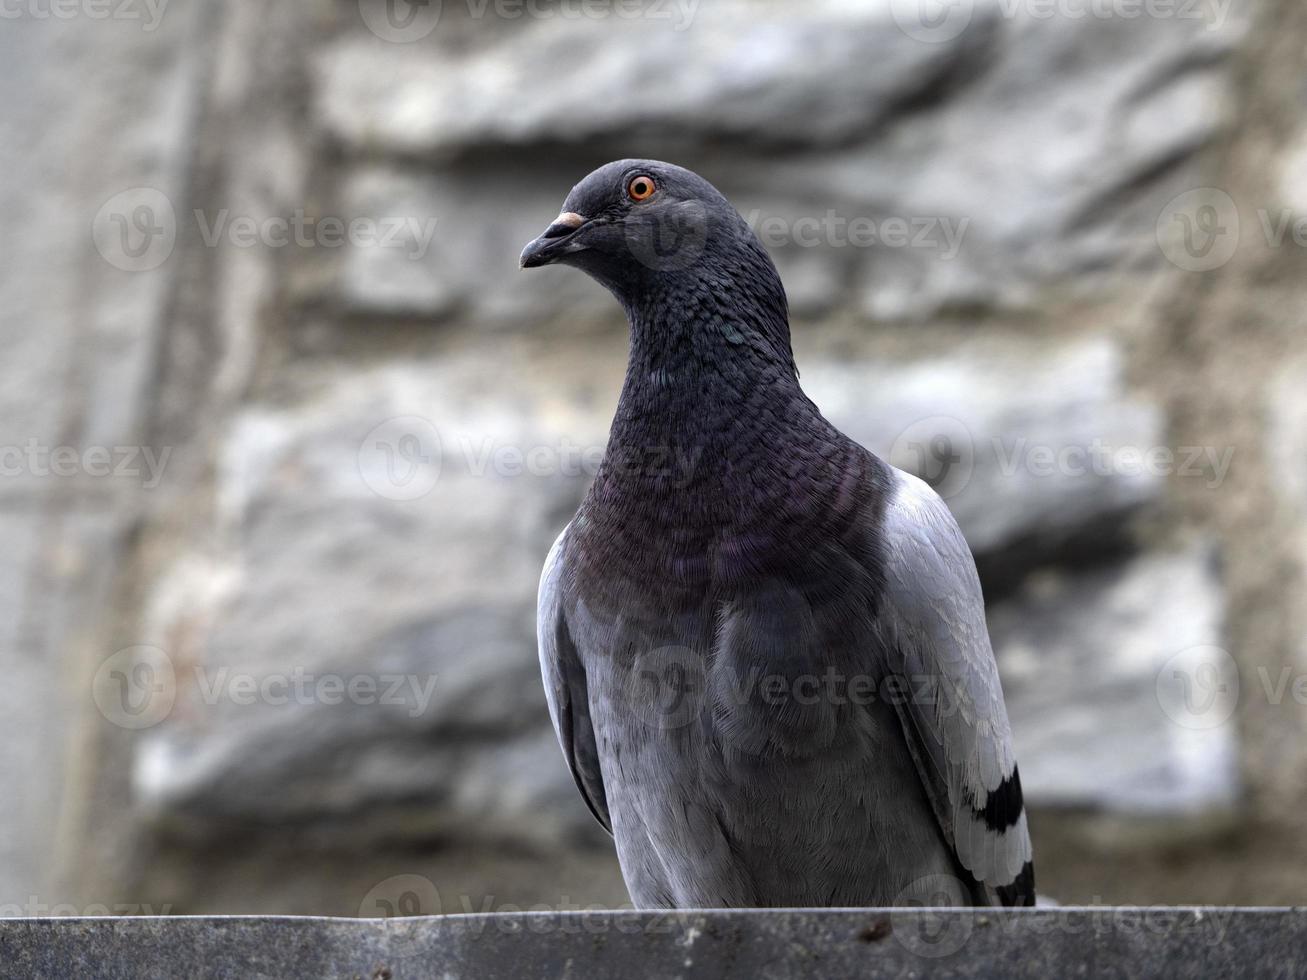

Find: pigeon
<box><xmin>520</xmin><ymin>160</ymin><xmax>1034</xmax><ymax>909</ymax></box>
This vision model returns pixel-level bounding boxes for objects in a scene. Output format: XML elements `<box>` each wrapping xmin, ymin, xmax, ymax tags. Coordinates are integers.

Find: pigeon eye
<box><xmin>627</xmin><ymin>176</ymin><xmax>657</xmax><ymax>202</ymax></box>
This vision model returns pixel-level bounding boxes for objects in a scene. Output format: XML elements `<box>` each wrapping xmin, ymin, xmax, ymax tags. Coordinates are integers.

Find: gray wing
<box><xmin>876</xmin><ymin>469</ymin><xmax>1034</xmax><ymax>905</ymax></box>
<box><xmin>537</xmin><ymin>526</ymin><xmax>611</xmax><ymax>834</ymax></box>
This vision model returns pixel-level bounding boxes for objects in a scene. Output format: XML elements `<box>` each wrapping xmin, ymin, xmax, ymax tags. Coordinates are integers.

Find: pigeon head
<box><xmin>520</xmin><ymin>160</ymin><xmax>731</xmax><ymax>285</ymax></box>
<box><xmin>520</xmin><ymin>159</ymin><xmax>794</xmax><ymax>373</ymax></box>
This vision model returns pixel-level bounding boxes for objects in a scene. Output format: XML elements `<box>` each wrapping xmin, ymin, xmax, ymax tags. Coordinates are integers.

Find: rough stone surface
<box><xmin>1270</xmin><ymin>356</ymin><xmax>1307</xmax><ymax>539</ymax></box>
<box><xmin>993</xmin><ymin>543</ymin><xmax>1237</xmax><ymax>814</ymax></box>
<box><xmin>0</xmin><ymin>909</ymin><xmax>1299</xmax><ymax>980</ymax></box>
<box><xmin>314</xmin><ymin>0</ymin><xmax>1246</xmax><ymax>318</ymax></box>
<box><xmin>132</xmin><ymin>347</ymin><xmax>613</xmax><ymax>844</ymax></box>
<box><xmin>0</xmin><ymin>6</ymin><xmax>205</xmax><ymax>907</ymax></box>
<box><xmin>315</xmin><ymin>5</ymin><xmax>989</xmax><ymax>154</ymax></box>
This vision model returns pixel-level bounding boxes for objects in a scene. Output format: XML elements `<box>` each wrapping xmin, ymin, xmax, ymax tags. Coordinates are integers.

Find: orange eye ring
<box><xmin>627</xmin><ymin>175</ymin><xmax>657</xmax><ymax>202</ymax></box>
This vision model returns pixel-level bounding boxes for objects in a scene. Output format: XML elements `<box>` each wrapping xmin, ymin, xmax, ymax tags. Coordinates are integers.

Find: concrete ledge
<box><xmin>0</xmin><ymin>909</ymin><xmax>1300</xmax><ymax>979</ymax></box>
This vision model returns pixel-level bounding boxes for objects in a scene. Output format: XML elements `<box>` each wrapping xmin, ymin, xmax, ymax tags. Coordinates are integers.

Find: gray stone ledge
<box><xmin>0</xmin><ymin>909</ymin><xmax>1302</xmax><ymax>979</ymax></box>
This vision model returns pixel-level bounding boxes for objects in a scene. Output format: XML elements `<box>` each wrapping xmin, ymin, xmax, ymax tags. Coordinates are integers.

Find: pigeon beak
<box><xmin>520</xmin><ymin>212</ymin><xmax>589</xmax><ymax>269</ymax></box>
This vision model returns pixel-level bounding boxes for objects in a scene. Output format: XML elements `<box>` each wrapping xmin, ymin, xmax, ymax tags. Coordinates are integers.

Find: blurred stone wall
<box><xmin>6</xmin><ymin>0</ymin><xmax>1307</xmax><ymax>916</ymax></box>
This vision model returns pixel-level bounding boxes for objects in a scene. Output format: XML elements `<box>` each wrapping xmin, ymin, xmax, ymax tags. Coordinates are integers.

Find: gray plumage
<box><xmin>522</xmin><ymin>160</ymin><xmax>1034</xmax><ymax>908</ymax></box>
